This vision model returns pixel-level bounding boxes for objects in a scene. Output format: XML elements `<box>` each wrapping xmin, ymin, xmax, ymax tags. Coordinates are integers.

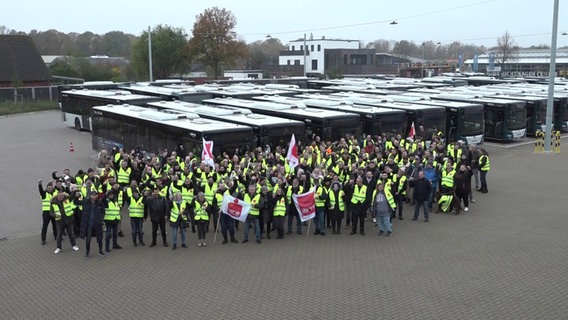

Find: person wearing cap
<box><xmin>80</xmin><ymin>191</ymin><xmax>105</xmax><ymax>257</ymax></box>
<box><xmin>39</xmin><ymin>179</ymin><xmax>58</xmax><ymax>245</ymax></box>
<box><xmin>371</xmin><ymin>181</ymin><xmax>396</xmax><ymax>236</ymax></box>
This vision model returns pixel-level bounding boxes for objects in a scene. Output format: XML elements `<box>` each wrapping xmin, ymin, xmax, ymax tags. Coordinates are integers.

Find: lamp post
<box><xmin>148</xmin><ymin>26</ymin><xmax>153</xmax><ymax>82</ymax></box>
<box><xmin>303</xmin><ymin>33</ymin><xmax>307</xmax><ymax>77</ymax></box>
<box><xmin>421</xmin><ymin>43</ymin><xmax>425</xmax><ymax>78</ymax></box>
<box><xmin>544</xmin><ymin>0</ymin><xmax>559</xmax><ymax>152</ymax></box>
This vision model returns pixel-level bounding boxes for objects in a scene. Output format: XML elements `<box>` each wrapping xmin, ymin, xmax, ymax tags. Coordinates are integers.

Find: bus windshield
<box><xmin>380</xmin><ymin>114</ymin><xmax>406</xmax><ymax>137</ymax></box>
<box><xmin>423</xmin><ymin>111</ymin><xmax>446</xmax><ymax>139</ymax></box>
<box><xmin>461</xmin><ymin>108</ymin><xmax>484</xmax><ymax>135</ymax></box>
<box><xmin>508</xmin><ymin>106</ymin><xmax>526</xmax><ymax>130</ymax></box>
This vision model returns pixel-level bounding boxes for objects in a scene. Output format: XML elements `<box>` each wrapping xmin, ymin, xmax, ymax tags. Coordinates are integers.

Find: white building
<box><xmin>279</xmin><ymin>37</ymin><xmax>360</xmax><ymax>75</ymax></box>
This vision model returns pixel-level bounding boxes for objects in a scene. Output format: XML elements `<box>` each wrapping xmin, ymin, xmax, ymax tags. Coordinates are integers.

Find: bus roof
<box><xmin>123</xmin><ymin>84</ymin><xmax>201</xmax><ymax>95</ymax></box>
<box><xmin>61</xmin><ymin>89</ymin><xmax>159</xmax><ymax>102</ymax></box>
<box><xmin>431</xmin><ymin>93</ymin><xmax>528</xmax><ymax>106</ymax></box>
<box><xmin>205</xmin><ymin>97</ymin><xmax>360</xmax><ymax>120</ymax></box>
<box><xmin>290</xmin><ymin>94</ymin><xmax>404</xmax><ymax>115</ymax></box>
<box><xmin>375</xmin><ymin>101</ymin><xmax>446</xmax><ymax>112</ymax></box>
<box><xmin>147</xmin><ymin>101</ymin><xmax>304</xmax><ymax>127</ymax></box>
<box><xmin>92</xmin><ymin>104</ymin><xmax>251</xmax><ymax>133</ymax></box>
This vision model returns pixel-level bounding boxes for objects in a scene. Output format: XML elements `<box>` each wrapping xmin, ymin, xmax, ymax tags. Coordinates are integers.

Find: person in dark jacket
<box><xmin>143</xmin><ymin>188</ymin><xmax>169</xmax><ymax>247</ymax></box>
<box><xmin>80</xmin><ymin>191</ymin><xmax>105</xmax><ymax>257</ymax></box>
<box><xmin>454</xmin><ymin>164</ymin><xmax>473</xmax><ymax>212</ymax></box>
<box><xmin>410</xmin><ymin>170</ymin><xmax>432</xmax><ymax>222</ymax></box>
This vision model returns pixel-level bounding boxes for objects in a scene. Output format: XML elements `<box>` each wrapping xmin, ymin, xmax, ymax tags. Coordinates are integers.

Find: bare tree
<box><xmin>495</xmin><ymin>31</ymin><xmax>519</xmax><ymax>66</ymax></box>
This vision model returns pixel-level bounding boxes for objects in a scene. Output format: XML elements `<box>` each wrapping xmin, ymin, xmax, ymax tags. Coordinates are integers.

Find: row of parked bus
<box><xmin>57</xmin><ymin>77</ymin><xmax>568</xmax><ymax>155</ymax></box>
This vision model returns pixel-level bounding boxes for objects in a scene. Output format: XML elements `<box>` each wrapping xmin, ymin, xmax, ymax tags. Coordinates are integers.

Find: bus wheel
<box><xmin>74</xmin><ymin>118</ymin><xmax>81</xmax><ymax>131</ymax></box>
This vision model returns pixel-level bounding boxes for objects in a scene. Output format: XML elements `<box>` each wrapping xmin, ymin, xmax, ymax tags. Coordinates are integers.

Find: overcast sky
<box><xmin>2</xmin><ymin>0</ymin><xmax>566</xmax><ymax>48</ymax></box>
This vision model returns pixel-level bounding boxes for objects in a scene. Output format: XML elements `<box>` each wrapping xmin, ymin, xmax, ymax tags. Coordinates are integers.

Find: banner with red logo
<box><xmin>221</xmin><ymin>194</ymin><xmax>251</xmax><ymax>222</ymax></box>
<box><xmin>202</xmin><ymin>138</ymin><xmax>215</xmax><ymax>169</ymax></box>
<box><xmin>292</xmin><ymin>190</ymin><xmax>316</xmax><ymax>222</ymax></box>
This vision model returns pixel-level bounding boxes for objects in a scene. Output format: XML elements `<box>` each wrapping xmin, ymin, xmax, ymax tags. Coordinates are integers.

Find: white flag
<box><xmin>201</xmin><ymin>138</ymin><xmax>215</xmax><ymax>168</ymax></box>
<box><xmin>286</xmin><ymin>134</ymin><xmax>299</xmax><ymax>171</ymax></box>
<box><xmin>221</xmin><ymin>194</ymin><xmax>251</xmax><ymax>222</ymax></box>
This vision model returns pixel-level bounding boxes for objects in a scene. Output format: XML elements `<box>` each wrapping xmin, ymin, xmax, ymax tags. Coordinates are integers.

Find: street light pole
<box><xmin>421</xmin><ymin>43</ymin><xmax>425</xmax><ymax>78</ymax></box>
<box><xmin>303</xmin><ymin>33</ymin><xmax>307</xmax><ymax>77</ymax></box>
<box><xmin>544</xmin><ymin>0</ymin><xmax>559</xmax><ymax>152</ymax></box>
<box><xmin>148</xmin><ymin>26</ymin><xmax>153</xmax><ymax>82</ymax></box>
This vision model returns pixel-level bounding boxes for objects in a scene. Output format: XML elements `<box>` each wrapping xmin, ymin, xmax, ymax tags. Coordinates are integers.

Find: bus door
<box><xmin>122</xmin><ymin>123</ymin><xmax>138</xmax><ymax>151</ymax></box>
<box><xmin>525</xmin><ymin>102</ymin><xmax>535</xmax><ymax>136</ymax></box>
<box><xmin>447</xmin><ymin>112</ymin><xmax>458</xmax><ymax>143</ymax></box>
<box><xmin>80</xmin><ymin>101</ymin><xmax>91</xmax><ymax>130</ymax></box>
<box><xmin>484</xmin><ymin>108</ymin><xmax>504</xmax><ymax>140</ymax></box>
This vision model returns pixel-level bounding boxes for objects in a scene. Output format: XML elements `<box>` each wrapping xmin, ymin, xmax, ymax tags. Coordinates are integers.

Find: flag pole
<box><xmin>213</xmin><ymin>210</ymin><xmax>222</xmax><ymax>245</ymax></box>
<box><xmin>306</xmin><ymin>220</ymin><xmax>311</xmax><ymax>237</ymax></box>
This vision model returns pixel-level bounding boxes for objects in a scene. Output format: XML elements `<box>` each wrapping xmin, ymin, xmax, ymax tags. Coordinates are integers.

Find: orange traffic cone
<box><xmin>69</xmin><ymin>143</ymin><xmax>75</xmax><ymax>153</ymax></box>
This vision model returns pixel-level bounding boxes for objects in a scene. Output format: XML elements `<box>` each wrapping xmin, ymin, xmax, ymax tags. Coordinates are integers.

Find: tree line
<box><xmin>0</xmin><ymin>8</ymin><xmax>561</xmax><ymax>82</ymax></box>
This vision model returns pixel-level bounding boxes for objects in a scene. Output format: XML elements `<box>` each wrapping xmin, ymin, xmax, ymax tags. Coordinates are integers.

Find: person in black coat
<box><xmin>80</xmin><ymin>191</ymin><xmax>106</xmax><ymax>257</ymax></box>
<box><xmin>410</xmin><ymin>170</ymin><xmax>432</xmax><ymax>222</ymax></box>
<box><xmin>143</xmin><ymin>188</ymin><xmax>169</xmax><ymax>247</ymax></box>
<box><xmin>454</xmin><ymin>164</ymin><xmax>473</xmax><ymax>212</ymax></box>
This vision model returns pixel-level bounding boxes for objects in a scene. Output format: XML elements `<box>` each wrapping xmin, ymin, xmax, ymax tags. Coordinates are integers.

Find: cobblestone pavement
<box><xmin>1</xmin><ymin>110</ymin><xmax>567</xmax><ymax>319</ymax></box>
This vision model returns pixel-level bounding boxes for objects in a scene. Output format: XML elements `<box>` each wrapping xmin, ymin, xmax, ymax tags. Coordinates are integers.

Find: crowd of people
<box><xmin>38</xmin><ymin>130</ymin><xmax>491</xmax><ymax>257</ymax></box>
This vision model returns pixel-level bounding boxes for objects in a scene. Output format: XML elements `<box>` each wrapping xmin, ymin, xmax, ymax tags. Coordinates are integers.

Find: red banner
<box><xmin>292</xmin><ymin>191</ymin><xmax>316</xmax><ymax>222</ymax></box>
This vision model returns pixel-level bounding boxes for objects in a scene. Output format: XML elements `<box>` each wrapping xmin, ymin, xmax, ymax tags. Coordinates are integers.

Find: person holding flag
<box><xmin>241</xmin><ymin>184</ymin><xmax>262</xmax><ymax>244</ymax></box>
<box><xmin>286</xmin><ymin>134</ymin><xmax>299</xmax><ymax>174</ymax></box>
<box><xmin>201</xmin><ymin>138</ymin><xmax>215</xmax><ymax>169</ymax></box>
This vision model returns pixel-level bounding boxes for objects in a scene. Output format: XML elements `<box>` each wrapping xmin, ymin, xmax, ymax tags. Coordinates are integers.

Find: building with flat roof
<box><xmin>465</xmin><ymin>49</ymin><xmax>568</xmax><ymax>77</ymax></box>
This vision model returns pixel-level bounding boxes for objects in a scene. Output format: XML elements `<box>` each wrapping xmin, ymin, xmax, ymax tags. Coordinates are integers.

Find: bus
<box><xmin>59</xmin><ymin>89</ymin><xmax>161</xmax><ymax>131</ymax></box>
<box><xmin>403</xmin><ymin>99</ymin><xmax>484</xmax><ymax>145</ymax></box>
<box><xmin>432</xmin><ymin>94</ymin><xmax>526</xmax><ymax>141</ymax></box>
<box><xmin>485</xmin><ymin>94</ymin><xmax>546</xmax><ymax>136</ymax></box>
<box><xmin>287</xmin><ymin>93</ymin><xmax>407</xmax><ymax>137</ymax></box>
<box><xmin>91</xmin><ymin>104</ymin><xmax>254</xmax><ymax>155</ymax></box>
<box><xmin>372</xmin><ymin>102</ymin><xmax>447</xmax><ymax>141</ymax></box>
<box><xmin>204</xmin><ymin>97</ymin><xmax>362</xmax><ymax>142</ymax></box>
<box><xmin>122</xmin><ymin>84</ymin><xmax>212</xmax><ymax>103</ymax></box>
<box><xmin>147</xmin><ymin>100</ymin><xmax>305</xmax><ymax>148</ymax></box>
<box><xmin>311</xmin><ymin>91</ymin><xmax>446</xmax><ymax>141</ymax></box>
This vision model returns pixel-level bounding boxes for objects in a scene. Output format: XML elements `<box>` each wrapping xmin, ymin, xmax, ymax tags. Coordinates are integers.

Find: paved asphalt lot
<box><xmin>1</xmin><ymin>110</ymin><xmax>567</xmax><ymax>319</ymax></box>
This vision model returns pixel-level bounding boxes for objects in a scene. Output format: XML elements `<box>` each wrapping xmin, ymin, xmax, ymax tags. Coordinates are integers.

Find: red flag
<box><xmin>408</xmin><ymin>121</ymin><xmax>416</xmax><ymax>139</ymax></box>
<box><xmin>286</xmin><ymin>134</ymin><xmax>299</xmax><ymax>170</ymax></box>
<box><xmin>292</xmin><ymin>190</ymin><xmax>316</xmax><ymax>222</ymax></box>
<box><xmin>202</xmin><ymin>138</ymin><xmax>215</xmax><ymax>168</ymax></box>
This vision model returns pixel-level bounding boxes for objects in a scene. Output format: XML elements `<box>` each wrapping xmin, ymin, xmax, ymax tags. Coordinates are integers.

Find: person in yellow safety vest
<box><xmin>201</xmin><ymin>177</ymin><xmax>218</xmax><ymax>216</ymax></box>
<box><xmin>391</xmin><ymin>168</ymin><xmax>408</xmax><ymax>221</ymax></box>
<box><xmin>116</xmin><ymin>161</ymin><xmax>132</xmax><ymax>187</ymax></box>
<box><xmin>189</xmin><ymin>192</ymin><xmax>211</xmax><ymax>247</ymax></box>
<box><xmin>447</xmin><ymin>142</ymin><xmax>463</xmax><ymax>164</ymax></box>
<box><xmin>125</xmin><ymin>188</ymin><xmax>145</xmax><ymax>246</ymax></box>
<box><xmin>168</xmin><ymin>192</ymin><xmax>189</xmax><ymax>250</ymax></box>
<box><xmin>349</xmin><ymin>176</ymin><xmax>369</xmax><ymax>236</ymax></box>
<box><xmin>242</xmin><ymin>184</ymin><xmax>262</xmax><ymax>244</ymax></box>
<box><xmin>213</xmin><ymin>182</ymin><xmax>238</xmax><ymax>244</ymax></box>
<box><xmin>286</xmin><ymin>178</ymin><xmax>304</xmax><ymax>235</ymax></box>
<box><xmin>478</xmin><ymin>148</ymin><xmax>490</xmax><ymax>194</ymax></box>
<box><xmin>326</xmin><ymin>181</ymin><xmax>345</xmax><ymax>234</ymax></box>
<box><xmin>50</xmin><ymin>192</ymin><xmax>79</xmax><ymax>254</ymax></box>
<box><xmin>440</xmin><ymin>161</ymin><xmax>456</xmax><ymax>194</ymax></box>
<box><xmin>103</xmin><ymin>191</ymin><xmax>122</xmax><ymax>253</ymax></box>
<box><xmin>371</xmin><ymin>181</ymin><xmax>396</xmax><ymax>237</ymax></box>
<box><xmin>39</xmin><ymin>179</ymin><xmax>58</xmax><ymax>245</ymax></box>
<box><xmin>271</xmin><ymin>187</ymin><xmax>288</xmax><ymax>239</ymax></box>
<box><xmin>313</xmin><ymin>177</ymin><xmax>328</xmax><ymax>236</ymax></box>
